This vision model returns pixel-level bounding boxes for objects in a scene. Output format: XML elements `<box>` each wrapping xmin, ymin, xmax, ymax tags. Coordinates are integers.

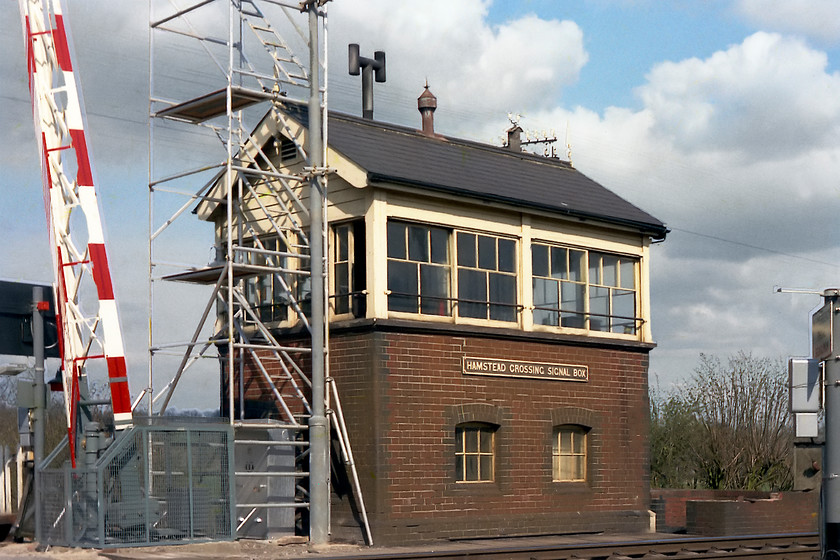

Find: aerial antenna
<box><xmin>503</xmin><ymin>114</ymin><xmax>558</xmax><ymax>158</ymax></box>
<box><xmin>774</xmin><ymin>286</ymin><xmax>824</xmax><ymax>296</ymax></box>
<box><xmin>565</xmin><ymin>120</ymin><xmax>574</xmax><ymax>167</ymax></box>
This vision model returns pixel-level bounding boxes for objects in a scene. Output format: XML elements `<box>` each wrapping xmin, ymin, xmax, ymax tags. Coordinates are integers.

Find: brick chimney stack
<box><xmin>418</xmin><ymin>83</ymin><xmax>437</xmax><ymax>137</ymax></box>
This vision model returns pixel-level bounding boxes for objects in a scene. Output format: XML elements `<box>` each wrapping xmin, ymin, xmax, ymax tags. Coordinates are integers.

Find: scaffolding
<box><xmin>147</xmin><ymin>0</ymin><xmax>369</xmax><ymax>544</ymax></box>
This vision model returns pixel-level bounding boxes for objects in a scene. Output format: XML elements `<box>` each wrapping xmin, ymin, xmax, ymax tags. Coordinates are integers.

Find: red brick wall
<box><xmin>326</xmin><ymin>326</ymin><xmax>653</xmax><ymax>544</ymax></box>
<box><xmin>651</xmin><ymin>489</ymin><xmax>819</xmax><ymax>536</ymax></box>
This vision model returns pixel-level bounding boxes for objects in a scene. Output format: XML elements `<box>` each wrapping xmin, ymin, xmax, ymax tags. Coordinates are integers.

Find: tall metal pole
<box><xmin>307</xmin><ymin>0</ymin><xmax>329</xmax><ymax>546</ymax></box>
<box><xmin>32</xmin><ymin>286</ymin><xmax>45</xmax><ymax>542</ymax></box>
<box><xmin>824</xmin><ymin>288</ymin><xmax>840</xmax><ymax>557</ymax></box>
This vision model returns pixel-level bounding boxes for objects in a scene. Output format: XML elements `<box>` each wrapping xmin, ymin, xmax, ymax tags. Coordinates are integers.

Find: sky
<box><xmin>1</xmin><ymin>0</ymin><xmax>840</xmax><ymax>409</ymax></box>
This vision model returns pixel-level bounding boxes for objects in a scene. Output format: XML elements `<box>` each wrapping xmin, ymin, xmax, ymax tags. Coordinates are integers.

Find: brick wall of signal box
<box><xmin>320</xmin><ymin>327</ymin><xmax>654</xmax><ymax>544</ymax></box>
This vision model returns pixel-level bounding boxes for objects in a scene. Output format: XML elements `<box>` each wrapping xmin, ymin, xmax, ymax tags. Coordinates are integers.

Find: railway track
<box><xmin>316</xmin><ymin>533</ymin><xmax>820</xmax><ymax>560</ymax></box>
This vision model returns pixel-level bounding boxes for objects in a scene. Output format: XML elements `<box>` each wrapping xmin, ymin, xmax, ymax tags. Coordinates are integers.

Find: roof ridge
<box><xmin>327</xmin><ymin>110</ymin><xmax>576</xmax><ymax>171</ymax></box>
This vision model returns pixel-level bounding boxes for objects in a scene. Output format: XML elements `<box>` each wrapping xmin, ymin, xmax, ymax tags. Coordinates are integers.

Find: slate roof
<box><xmin>283</xmin><ymin>103</ymin><xmax>668</xmax><ymax>239</ymax></box>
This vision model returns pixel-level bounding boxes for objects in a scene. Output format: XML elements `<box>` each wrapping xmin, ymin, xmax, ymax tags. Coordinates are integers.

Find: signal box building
<box><xmin>197</xmin><ymin>89</ymin><xmax>668</xmax><ymax>544</ymax></box>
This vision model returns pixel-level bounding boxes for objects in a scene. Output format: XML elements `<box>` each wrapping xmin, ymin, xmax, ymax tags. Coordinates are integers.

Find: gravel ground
<box><xmin>0</xmin><ymin>538</ymin><xmax>366</xmax><ymax>560</ymax></box>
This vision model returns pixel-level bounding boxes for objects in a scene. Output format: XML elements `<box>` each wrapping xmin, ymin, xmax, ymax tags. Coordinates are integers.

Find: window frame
<box><xmin>386</xmin><ymin>221</ymin><xmax>452</xmax><ymax>316</ymax></box>
<box><xmin>552</xmin><ymin>424</ymin><xmax>588</xmax><ymax>483</ymax></box>
<box><xmin>531</xmin><ymin>241</ymin><xmax>640</xmax><ymax>336</ymax></box>
<box><xmin>330</xmin><ymin>220</ymin><xmax>366</xmax><ymax>319</ymax></box>
<box><xmin>239</xmin><ymin>235</ymin><xmax>291</xmax><ymax>325</ymax></box>
<box><xmin>455</xmin><ymin>422</ymin><xmax>496</xmax><ymax>483</ymax></box>
<box><xmin>385</xmin><ymin>219</ymin><xmax>522</xmax><ymax>325</ymax></box>
<box><xmin>455</xmin><ymin>232</ymin><xmax>518</xmax><ymax>323</ymax></box>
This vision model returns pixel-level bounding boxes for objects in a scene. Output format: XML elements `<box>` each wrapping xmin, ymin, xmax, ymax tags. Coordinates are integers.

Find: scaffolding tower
<box><xmin>147</xmin><ymin>0</ymin><xmax>369</xmax><ymax>544</ymax></box>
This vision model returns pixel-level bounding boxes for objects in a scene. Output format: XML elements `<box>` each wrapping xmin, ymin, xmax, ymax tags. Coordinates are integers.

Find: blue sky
<box><xmin>2</xmin><ymin>0</ymin><xmax>840</xmax><ymax>408</ymax></box>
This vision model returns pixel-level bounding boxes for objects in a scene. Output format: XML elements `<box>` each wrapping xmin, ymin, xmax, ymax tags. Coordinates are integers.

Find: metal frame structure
<box><xmin>147</xmin><ymin>0</ymin><xmax>369</xmax><ymax>544</ymax></box>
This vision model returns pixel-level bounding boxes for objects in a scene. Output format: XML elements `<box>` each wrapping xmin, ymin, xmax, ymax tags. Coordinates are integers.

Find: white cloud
<box><xmin>637</xmin><ymin>32</ymin><xmax>840</xmax><ymax>159</ymax></box>
<box><xmin>327</xmin><ymin>0</ymin><xmax>587</xmax><ymax>122</ymax></box>
<box><xmin>735</xmin><ymin>0</ymin><xmax>840</xmax><ymax>45</ymax></box>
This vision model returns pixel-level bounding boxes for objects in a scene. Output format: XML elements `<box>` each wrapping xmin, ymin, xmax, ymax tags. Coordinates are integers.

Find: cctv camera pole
<box><xmin>31</xmin><ymin>285</ymin><xmax>46</xmax><ymax>543</ymax></box>
<box><xmin>307</xmin><ymin>0</ymin><xmax>329</xmax><ymax>547</ymax></box>
<box><xmin>820</xmin><ymin>288</ymin><xmax>840</xmax><ymax>557</ymax></box>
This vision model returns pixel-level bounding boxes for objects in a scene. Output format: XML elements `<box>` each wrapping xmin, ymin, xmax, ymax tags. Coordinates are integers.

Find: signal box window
<box><xmin>455</xmin><ymin>423</ymin><xmax>495</xmax><ymax>483</ymax></box>
<box><xmin>387</xmin><ymin>222</ymin><xmax>450</xmax><ymax>316</ymax></box>
<box><xmin>332</xmin><ymin>221</ymin><xmax>366</xmax><ymax>318</ymax></box>
<box><xmin>456</xmin><ymin>233</ymin><xmax>517</xmax><ymax>322</ymax></box>
<box><xmin>241</xmin><ymin>236</ymin><xmax>288</xmax><ymax>324</ymax></box>
<box><xmin>532</xmin><ymin>244</ymin><xmax>638</xmax><ymax>334</ymax></box>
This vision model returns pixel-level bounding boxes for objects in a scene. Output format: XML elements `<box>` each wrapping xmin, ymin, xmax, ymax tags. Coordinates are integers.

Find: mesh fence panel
<box><xmin>40</xmin><ymin>470</ymin><xmax>67</xmax><ymax>545</ymax></box>
<box><xmin>38</xmin><ymin>421</ymin><xmax>234</xmax><ymax>547</ymax></box>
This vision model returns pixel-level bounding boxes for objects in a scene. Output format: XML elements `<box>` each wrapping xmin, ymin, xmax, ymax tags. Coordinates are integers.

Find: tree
<box><xmin>650</xmin><ymin>387</ymin><xmax>702</xmax><ymax>488</ymax></box>
<box><xmin>650</xmin><ymin>352</ymin><xmax>793</xmax><ymax>491</ymax></box>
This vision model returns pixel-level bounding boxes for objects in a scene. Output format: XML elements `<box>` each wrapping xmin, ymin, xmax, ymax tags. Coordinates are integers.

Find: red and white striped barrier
<box><xmin>19</xmin><ymin>0</ymin><xmax>133</xmax><ymax>464</ymax></box>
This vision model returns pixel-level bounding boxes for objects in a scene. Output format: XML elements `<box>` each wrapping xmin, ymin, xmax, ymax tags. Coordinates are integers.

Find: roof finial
<box><xmin>418</xmin><ymin>82</ymin><xmax>437</xmax><ymax>137</ymax></box>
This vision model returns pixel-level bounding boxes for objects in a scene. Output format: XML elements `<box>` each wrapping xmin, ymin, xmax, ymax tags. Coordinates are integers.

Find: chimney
<box><xmin>506</xmin><ymin>125</ymin><xmax>523</xmax><ymax>152</ymax></box>
<box><xmin>417</xmin><ymin>83</ymin><xmax>437</xmax><ymax>137</ymax></box>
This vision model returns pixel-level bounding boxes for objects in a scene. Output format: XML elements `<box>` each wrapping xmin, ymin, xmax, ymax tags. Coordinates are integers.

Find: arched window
<box><xmin>552</xmin><ymin>425</ymin><xmax>588</xmax><ymax>482</ymax></box>
<box><xmin>455</xmin><ymin>422</ymin><xmax>495</xmax><ymax>482</ymax></box>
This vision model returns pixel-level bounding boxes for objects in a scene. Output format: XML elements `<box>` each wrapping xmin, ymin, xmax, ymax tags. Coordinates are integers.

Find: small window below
<box><xmin>455</xmin><ymin>422</ymin><xmax>495</xmax><ymax>483</ymax></box>
<box><xmin>553</xmin><ymin>425</ymin><xmax>588</xmax><ymax>482</ymax></box>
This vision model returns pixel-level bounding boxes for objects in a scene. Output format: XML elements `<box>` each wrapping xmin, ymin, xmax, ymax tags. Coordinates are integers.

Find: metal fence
<box><xmin>39</xmin><ymin>420</ymin><xmax>235</xmax><ymax>547</ymax></box>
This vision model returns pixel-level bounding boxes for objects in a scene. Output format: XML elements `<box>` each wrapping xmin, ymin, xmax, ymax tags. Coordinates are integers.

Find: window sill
<box><xmin>326</xmin><ymin>317</ymin><xmax>657</xmax><ymax>351</ymax></box>
<box><xmin>547</xmin><ymin>481</ymin><xmax>592</xmax><ymax>495</ymax></box>
<box><xmin>446</xmin><ymin>481</ymin><xmax>503</xmax><ymax>496</ymax></box>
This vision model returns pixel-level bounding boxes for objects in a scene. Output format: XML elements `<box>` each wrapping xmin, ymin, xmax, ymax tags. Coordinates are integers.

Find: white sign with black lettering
<box><xmin>462</xmin><ymin>357</ymin><xmax>588</xmax><ymax>382</ymax></box>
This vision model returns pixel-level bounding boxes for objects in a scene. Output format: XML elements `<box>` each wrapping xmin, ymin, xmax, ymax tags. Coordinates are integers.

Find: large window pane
<box><xmin>408</xmin><ymin>226</ymin><xmax>429</xmax><ymax>262</ymax></box>
<box><xmin>533</xmin><ymin>278</ymin><xmax>559</xmax><ymax>326</ymax></box>
<box><xmin>387</xmin><ymin>222</ymin><xmax>405</xmax><ymax>259</ymax></box>
<box><xmin>335</xmin><ymin>262</ymin><xmax>349</xmax><ymax>314</ymax></box>
<box><xmin>612</xmin><ymin>289</ymin><xmax>636</xmax><ymax>334</ymax></box>
<box><xmin>532</xmin><ymin>244</ymin><xmax>548</xmax><ymax>277</ymax></box>
<box><xmin>420</xmin><ymin>264</ymin><xmax>450</xmax><ymax>315</ymax></box>
<box><xmin>457</xmin><ymin>232</ymin><xmax>476</xmax><ymax>267</ymax></box>
<box><xmin>477</xmin><ymin>235</ymin><xmax>496</xmax><ymax>270</ymax></box>
<box><xmin>589</xmin><ymin>253</ymin><xmax>602</xmax><ymax>285</ymax></box>
<box><xmin>337</xmin><ymin>226</ymin><xmax>349</xmax><ymax>261</ymax></box>
<box><xmin>489</xmin><ymin>273</ymin><xmax>516</xmax><ymax>322</ymax></box>
<box><xmin>388</xmin><ymin>260</ymin><xmax>417</xmax><ymax>312</ymax></box>
<box><xmin>430</xmin><ymin>227</ymin><xmax>449</xmax><ymax>264</ymax></box>
<box><xmin>560</xmin><ymin>282</ymin><xmax>586</xmax><ymax>328</ymax></box>
<box><xmin>551</xmin><ymin>246</ymin><xmax>567</xmax><ymax>279</ymax></box>
<box><xmin>589</xmin><ymin>286</ymin><xmax>609</xmax><ymax>331</ymax></box>
<box><xmin>602</xmin><ymin>254</ymin><xmax>618</xmax><ymax>287</ymax></box>
<box><xmin>620</xmin><ymin>259</ymin><xmax>635</xmax><ymax>289</ymax></box>
<box><xmin>569</xmin><ymin>250</ymin><xmax>584</xmax><ymax>282</ymax></box>
<box><xmin>459</xmin><ymin>268</ymin><xmax>486</xmax><ymax>318</ymax></box>
<box><xmin>498</xmin><ymin>238</ymin><xmax>515</xmax><ymax>272</ymax></box>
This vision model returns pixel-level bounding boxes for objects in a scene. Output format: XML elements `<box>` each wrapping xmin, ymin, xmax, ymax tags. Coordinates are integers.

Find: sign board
<box><xmin>789</xmin><ymin>357</ymin><xmax>821</xmax><ymax>413</ymax></box>
<box><xmin>0</xmin><ymin>280</ymin><xmax>59</xmax><ymax>358</ymax></box>
<box><xmin>812</xmin><ymin>302</ymin><xmax>833</xmax><ymax>361</ymax></box>
<box><xmin>463</xmin><ymin>356</ymin><xmax>588</xmax><ymax>382</ymax></box>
